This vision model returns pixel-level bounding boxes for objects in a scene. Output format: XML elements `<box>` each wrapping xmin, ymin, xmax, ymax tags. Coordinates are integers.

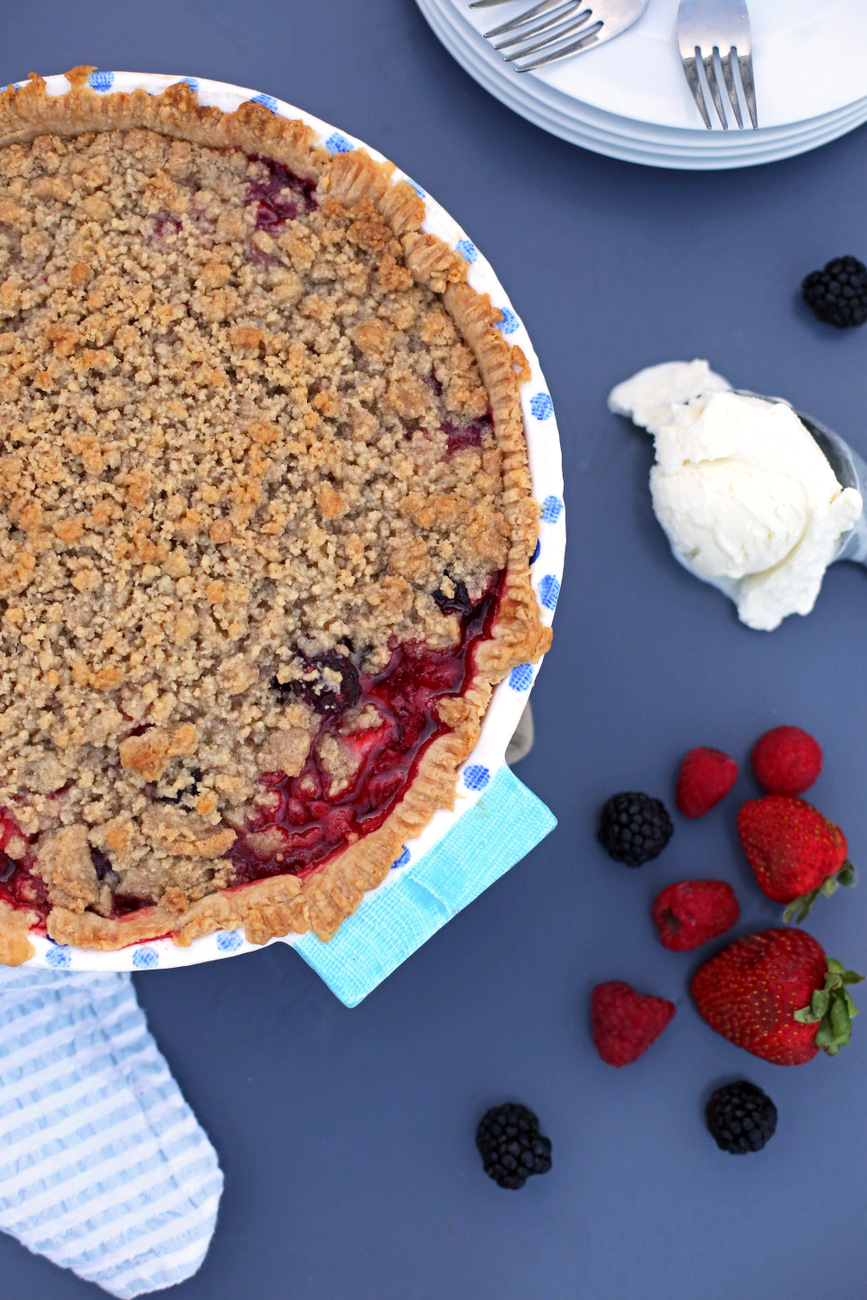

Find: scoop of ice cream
<box><xmin>608</xmin><ymin>360</ymin><xmax>863</xmax><ymax>631</ymax></box>
<box><xmin>608</xmin><ymin>359</ymin><xmax>731</xmax><ymax>435</ymax></box>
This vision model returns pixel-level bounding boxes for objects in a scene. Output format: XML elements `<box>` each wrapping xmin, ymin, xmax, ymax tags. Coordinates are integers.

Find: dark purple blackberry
<box><xmin>598</xmin><ymin>792</ymin><xmax>673</xmax><ymax>866</ymax></box>
<box><xmin>802</xmin><ymin>256</ymin><xmax>867</xmax><ymax>329</ymax></box>
<box><xmin>274</xmin><ymin>648</ymin><xmax>361</xmax><ymax>716</ymax></box>
<box><xmin>706</xmin><ymin>1081</ymin><xmax>777</xmax><ymax>1154</ymax></box>
<box><xmin>0</xmin><ymin>851</ymin><xmax>16</xmax><ymax>883</ymax></box>
<box><xmin>89</xmin><ymin>848</ymin><xmax>113</xmax><ymax>881</ymax></box>
<box><xmin>476</xmin><ymin>1102</ymin><xmax>552</xmax><ymax>1189</ymax></box>
<box><xmin>433</xmin><ymin>578</ymin><xmax>474</xmax><ymax>621</ymax></box>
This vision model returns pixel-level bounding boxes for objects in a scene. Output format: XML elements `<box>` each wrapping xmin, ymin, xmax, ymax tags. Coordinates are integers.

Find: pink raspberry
<box><xmin>591</xmin><ymin>981</ymin><xmax>675</xmax><ymax>1067</ymax></box>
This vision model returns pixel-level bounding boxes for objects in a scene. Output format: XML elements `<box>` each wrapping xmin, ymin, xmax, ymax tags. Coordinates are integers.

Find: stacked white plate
<box><xmin>416</xmin><ymin>0</ymin><xmax>867</xmax><ymax>169</ymax></box>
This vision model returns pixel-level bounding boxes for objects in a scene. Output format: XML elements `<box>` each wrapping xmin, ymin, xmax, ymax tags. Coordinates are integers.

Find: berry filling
<box><xmin>0</xmin><ymin>574</ymin><xmax>503</xmax><ymax>928</ymax></box>
<box><xmin>246</xmin><ymin>156</ymin><xmax>318</xmax><ymax>231</ymax></box>
<box><xmin>443</xmin><ymin>411</ymin><xmax>492</xmax><ymax>456</ymax></box>
<box><xmin>151</xmin><ymin>211</ymin><xmax>183</xmax><ymax>239</ymax></box>
<box><xmin>0</xmin><ymin>810</ymin><xmax>48</xmax><ymax>921</ymax></box>
<box><xmin>229</xmin><ymin>572</ymin><xmax>503</xmax><ymax>886</ymax></box>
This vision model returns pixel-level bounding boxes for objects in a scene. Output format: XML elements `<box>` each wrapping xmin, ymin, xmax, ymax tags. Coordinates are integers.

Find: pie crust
<box><xmin>0</xmin><ymin>69</ymin><xmax>551</xmax><ymax>965</ymax></box>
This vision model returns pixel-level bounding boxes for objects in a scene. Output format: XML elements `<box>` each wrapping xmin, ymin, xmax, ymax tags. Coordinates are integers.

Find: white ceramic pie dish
<box><xmin>12</xmin><ymin>71</ymin><xmax>565</xmax><ymax>971</ymax></box>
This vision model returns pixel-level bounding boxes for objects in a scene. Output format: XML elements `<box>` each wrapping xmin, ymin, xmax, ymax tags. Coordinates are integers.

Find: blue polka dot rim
<box><xmin>216</xmin><ymin>931</ymin><xmax>244</xmax><ymax>953</ymax></box>
<box><xmin>509</xmin><ymin>663</ymin><xmax>534</xmax><ymax>692</ymax></box>
<box><xmin>540</xmin><ymin>495</ymin><xmax>564</xmax><ymax>524</ymax></box>
<box><xmin>495</xmin><ymin>307</ymin><xmax>520</xmax><ymax>335</ymax></box>
<box><xmin>530</xmin><ymin>392</ymin><xmax>554</xmax><ymax>420</ymax></box>
<box><xmin>463</xmin><ymin>765</ymin><xmax>491</xmax><ymax>792</ymax></box>
<box><xmin>88</xmin><ymin>71</ymin><xmax>114</xmax><ymax>93</ymax></box>
<box><xmin>539</xmin><ymin>575</ymin><xmax>560</xmax><ymax>611</ymax></box>
<box><xmin>132</xmin><ymin>947</ymin><xmax>160</xmax><ymax>970</ymax></box>
<box><xmin>325</xmin><ymin>131</ymin><xmax>354</xmax><ymax>154</ymax></box>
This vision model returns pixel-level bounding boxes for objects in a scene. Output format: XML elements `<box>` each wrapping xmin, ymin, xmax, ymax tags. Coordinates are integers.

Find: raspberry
<box><xmin>597</xmin><ymin>792</ymin><xmax>673</xmax><ymax>866</ymax></box>
<box><xmin>475</xmin><ymin>1103</ymin><xmax>552</xmax><ymax>1189</ymax></box>
<box><xmin>676</xmin><ymin>747</ymin><xmax>738</xmax><ymax>818</ymax></box>
<box><xmin>751</xmin><ymin>726</ymin><xmax>822</xmax><ymax>796</ymax></box>
<box><xmin>652</xmin><ymin>879</ymin><xmax>740</xmax><ymax>951</ymax></box>
<box><xmin>590</xmin><ymin>980</ymin><xmax>675</xmax><ymax>1066</ymax></box>
<box><xmin>706</xmin><ymin>1081</ymin><xmax>777</xmax><ymax>1154</ymax></box>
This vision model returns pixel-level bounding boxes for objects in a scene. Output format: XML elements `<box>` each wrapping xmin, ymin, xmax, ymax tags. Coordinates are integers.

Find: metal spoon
<box><xmin>739</xmin><ymin>392</ymin><xmax>867</xmax><ymax>565</ymax></box>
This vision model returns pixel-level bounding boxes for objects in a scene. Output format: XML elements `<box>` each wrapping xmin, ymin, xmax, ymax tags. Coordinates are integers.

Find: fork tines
<box><xmin>676</xmin><ymin>0</ymin><xmax>758</xmax><ymax>130</ymax></box>
<box><xmin>473</xmin><ymin>0</ymin><xmax>603</xmax><ymax>72</ymax></box>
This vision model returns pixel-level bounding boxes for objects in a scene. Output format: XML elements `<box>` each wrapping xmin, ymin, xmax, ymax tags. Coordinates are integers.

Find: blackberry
<box><xmin>89</xmin><ymin>848</ymin><xmax>113</xmax><ymax>881</ymax></box>
<box><xmin>476</xmin><ymin>1102</ymin><xmax>552</xmax><ymax>1189</ymax></box>
<box><xmin>706</xmin><ymin>1081</ymin><xmax>777</xmax><ymax>1154</ymax></box>
<box><xmin>598</xmin><ymin>792</ymin><xmax>673</xmax><ymax>866</ymax></box>
<box><xmin>433</xmin><ymin>577</ymin><xmax>474</xmax><ymax>621</ymax></box>
<box><xmin>802</xmin><ymin>256</ymin><xmax>867</xmax><ymax>329</ymax></box>
<box><xmin>272</xmin><ymin>648</ymin><xmax>361</xmax><ymax>716</ymax></box>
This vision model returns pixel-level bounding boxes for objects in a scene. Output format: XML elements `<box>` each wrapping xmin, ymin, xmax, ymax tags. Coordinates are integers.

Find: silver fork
<box><xmin>676</xmin><ymin>0</ymin><xmax>757</xmax><ymax>130</ymax></box>
<box><xmin>469</xmin><ymin>0</ymin><xmax>649</xmax><ymax>73</ymax></box>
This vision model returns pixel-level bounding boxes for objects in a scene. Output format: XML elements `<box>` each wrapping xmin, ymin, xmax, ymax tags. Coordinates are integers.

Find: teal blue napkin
<box><xmin>293</xmin><ymin>766</ymin><xmax>556</xmax><ymax>1006</ymax></box>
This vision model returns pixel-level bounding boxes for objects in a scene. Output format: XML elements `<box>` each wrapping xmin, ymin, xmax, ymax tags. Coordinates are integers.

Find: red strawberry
<box><xmin>652</xmin><ymin>879</ymin><xmax>740</xmax><ymax>951</ymax></box>
<box><xmin>691</xmin><ymin>928</ymin><xmax>863</xmax><ymax>1065</ymax></box>
<box><xmin>591</xmin><ymin>981</ymin><xmax>675</xmax><ymax>1066</ymax></box>
<box><xmin>676</xmin><ymin>747</ymin><xmax>738</xmax><ymax>818</ymax></box>
<box><xmin>752</xmin><ymin>726</ymin><xmax>822</xmax><ymax>796</ymax></box>
<box><xmin>737</xmin><ymin>795</ymin><xmax>856</xmax><ymax>922</ymax></box>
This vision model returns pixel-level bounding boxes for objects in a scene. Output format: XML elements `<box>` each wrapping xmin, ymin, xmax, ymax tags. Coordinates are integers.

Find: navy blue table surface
<box><xmin>4</xmin><ymin>3</ymin><xmax>867</xmax><ymax>1297</ymax></box>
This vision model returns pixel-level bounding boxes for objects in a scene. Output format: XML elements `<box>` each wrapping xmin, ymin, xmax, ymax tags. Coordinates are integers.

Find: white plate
<box><xmin>22</xmin><ymin>71</ymin><xmax>564</xmax><ymax>971</ymax></box>
<box><xmin>420</xmin><ymin>0</ymin><xmax>867</xmax><ymax>167</ymax></box>
<box><xmin>430</xmin><ymin>0</ymin><xmax>867</xmax><ymax>149</ymax></box>
<box><xmin>447</xmin><ymin>0</ymin><xmax>867</xmax><ymax>130</ymax></box>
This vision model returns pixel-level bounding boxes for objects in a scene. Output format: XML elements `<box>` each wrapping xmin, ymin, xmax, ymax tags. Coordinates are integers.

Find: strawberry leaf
<box><xmin>783</xmin><ymin>865</ymin><xmax>858</xmax><ymax>926</ymax></box>
<box><xmin>795</xmin><ymin>956</ymin><xmax>864</xmax><ymax>1056</ymax></box>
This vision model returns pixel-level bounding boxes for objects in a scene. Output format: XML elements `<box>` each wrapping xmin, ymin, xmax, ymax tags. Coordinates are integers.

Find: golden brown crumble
<box><xmin>0</xmin><ymin>71</ymin><xmax>550</xmax><ymax>962</ymax></box>
<box><xmin>0</xmin><ymin>125</ymin><xmax>512</xmax><ymax>919</ymax></box>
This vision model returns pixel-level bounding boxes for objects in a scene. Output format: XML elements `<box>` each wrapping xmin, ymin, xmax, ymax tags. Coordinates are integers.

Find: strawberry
<box><xmin>676</xmin><ymin>747</ymin><xmax>738</xmax><ymax>818</ymax></box>
<box><xmin>591</xmin><ymin>981</ymin><xmax>675</xmax><ymax>1066</ymax></box>
<box><xmin>737</xmin><ymin>795</ymin><xmax>856</xmax><ymax>923</ymax></box>
<box><xmin>690</xmin><ymin>928</ymin><xmax>863</xmax><ymax>1065</ymax></box>
<box><xmin>752</xmin><ymin>726</ymin><xmax>822</xmax><ymax>796</ymax></box>
<box><xmin>652</xmin><ymin>879</ymin><xmax>740</xmax><ymax>951</ymax></box>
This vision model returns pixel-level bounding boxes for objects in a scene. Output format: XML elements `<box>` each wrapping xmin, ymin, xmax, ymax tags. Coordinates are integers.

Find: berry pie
<box><xmin>0</xmin><ymin>69</ymin><xmax>551</xmax><ymax>964</ymax></box>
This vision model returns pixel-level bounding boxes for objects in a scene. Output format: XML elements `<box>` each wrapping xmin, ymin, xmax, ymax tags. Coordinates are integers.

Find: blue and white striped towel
<box><xmin>0</xmin><ymin>968</ymin><xmax>222</xmax><ymax>1297</ymax></box>
<box><xmin>0</xmin><ymin>766</ymin><xmax>553</xmax><ymax>1292</ymax></box>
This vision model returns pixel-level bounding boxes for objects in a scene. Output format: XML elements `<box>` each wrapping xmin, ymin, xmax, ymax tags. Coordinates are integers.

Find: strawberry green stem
<box><xmin>793</xmin><ymin>957</ymin><xmax>865</xmax><ymax>1056</ymax></box>
<box><xmin>783</xmin><ymin>862</ymin><xmax>857</xmax><ymax>926</ymax></box>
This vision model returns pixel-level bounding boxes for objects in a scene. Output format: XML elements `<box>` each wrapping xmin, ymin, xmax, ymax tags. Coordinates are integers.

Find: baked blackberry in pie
<box><xmin>0</xmin><ymin>69</ymin><xmax>551</xmax><ymax>964</ymax></box>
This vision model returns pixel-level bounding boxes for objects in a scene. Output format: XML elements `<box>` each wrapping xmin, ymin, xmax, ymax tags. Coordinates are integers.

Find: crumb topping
<box><xmin>0</xmin><ymin>127</ymin><xmax>511</xmax><ymax>917</ymax></box>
